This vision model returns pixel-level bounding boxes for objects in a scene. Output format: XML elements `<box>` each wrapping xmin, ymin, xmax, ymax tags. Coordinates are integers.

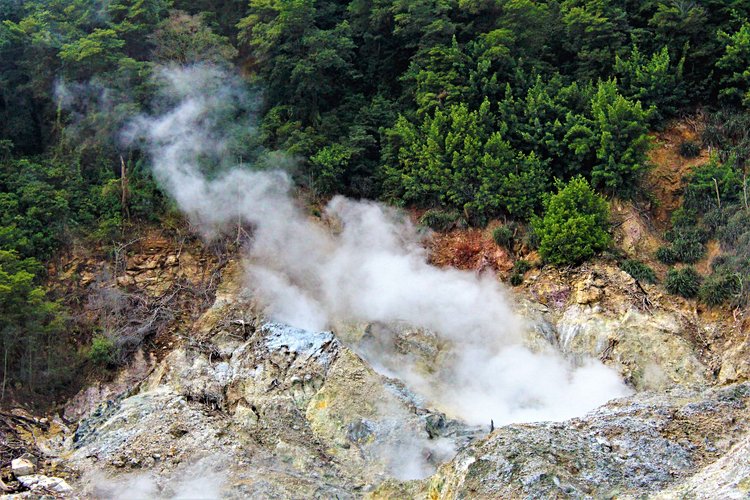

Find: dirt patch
<box><xmin>427</xmin><ymin>223</ymin><xmax>514</xmax><ymax>275</ymax></box>
<box><xmin>645</xmin><ymin>119</ymin><xmax>709</xmax><ymax>227</ymax></box>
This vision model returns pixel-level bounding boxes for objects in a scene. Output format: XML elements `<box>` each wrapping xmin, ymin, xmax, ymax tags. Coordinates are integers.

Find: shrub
<box><xmin>661</xmin><ymin>221</ymin><xmax>707</xmax><ymax>264</ymax></box>
<box><xmin>678</xmin><ymin>140</ymin><xmax>700</xmax><ymax>158</ymax></box>
<box><xmin>703</xmin><ymin>207</ymin><xmax>729</xmax><ymax>234</ymax></box>
<box><xmin>493</xmin><ymin>226</ymin><xmax>514</xmax><ymax>249</ymax></box>
<box><xmin>620</xmin><ymin>259</ymin><xmax>657</xmax><ymax>283</ymax></box>
<box><xmin>698</xmin><ymin>272</ymin><xmax>741</xmax><ymax>306</ymax></box>
<box><xmin>682</xmin><ymin>159</ymin><xmax>743</xmax><ymax>211</ymax></box>
<box><xmin>522</xmin><ymin>226</ymin><xmax>540</xmax><ymax>250</ymax></box>
<box><xmin>719</xmin><ymin>210</ymin><xmax>750</xmax><ymax>248</ymax></box>
<box><xmin>665</xmin><ymin>267</ymin><xmax>701</xmax><ymax>298</ymax></box>
<box><xmin>513</xmin><ymin>259</ymin><xmax>532</xmax><ymax>275</ymax></box>
<box><xmin>670</xmin><ymin>236</ymin><xmax>706</xmax><ymax>263</ymax></box>
<box><xmin>656</xmin><ymin>246</ymin><xmax>677</xmax><ymax>264</ymax></box>
<box><xmin>419</xmin><ymin>209</ymin><xmax>464</xmax><ymax>232</ymax></box>
<box><xmin>89</xmin><ymin>334</ymin><xmax>116</xmax><ymax>366</ymax></box>
<box><xmin>508</xmin><ymin>260</ymin><xmax>533</xmax><ymax>287</ymax></box>
<box><xmin>532</xmin><ymin>177</ymin><xmax>611</xmax><ymax>266</ymax></box>
<box><xmin>711</xmin><ymin>254</ymin><xmax>732</xmax><ymax>272</ymax></box>
<box><xmin>510</xmin><ymin>272</ymin><xmax>524</xmax><ymax>286</ymax></box>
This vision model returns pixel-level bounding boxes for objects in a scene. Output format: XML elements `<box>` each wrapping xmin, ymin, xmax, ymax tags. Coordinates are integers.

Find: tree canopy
<box><xmin>4</xmin><ymin>0</ymin><xmax>750</xmax><ymax>400</ymax></box>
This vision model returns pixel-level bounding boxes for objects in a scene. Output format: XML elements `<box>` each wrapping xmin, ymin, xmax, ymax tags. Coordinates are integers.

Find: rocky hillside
<box><xmin>1</xmin><ymin>215</ymin><xmax>748</xmax><ymax>498</ymax></box>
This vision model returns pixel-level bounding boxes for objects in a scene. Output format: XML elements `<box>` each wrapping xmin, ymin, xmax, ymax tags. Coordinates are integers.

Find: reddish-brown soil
<box><xmin>427</xmin><ymin>223</ymin><xmax>515</xmax><ymax>275</ymax></box>
<box><xmin>645</xmin><ymin>118</ymin><xmax>710</xmax><ymax>227</ymax></box>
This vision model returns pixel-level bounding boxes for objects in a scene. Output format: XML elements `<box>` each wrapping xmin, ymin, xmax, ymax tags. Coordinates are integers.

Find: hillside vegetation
<box><xmin>2</xmin><ymin>0</ymin><xmax>750</xmax><ymax>401</ymax></box>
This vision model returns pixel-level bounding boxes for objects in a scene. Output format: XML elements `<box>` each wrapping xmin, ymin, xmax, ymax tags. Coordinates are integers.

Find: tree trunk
<box><xmin>121</xmin><ymin>155</ymin><xmax>131</xmax><ymax>221</ymax></box>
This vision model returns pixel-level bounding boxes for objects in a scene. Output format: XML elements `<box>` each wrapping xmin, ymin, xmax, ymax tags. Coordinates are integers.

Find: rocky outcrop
<box><xmin>69</xmin><ymin>314</ymin><xmax>477</xmax><ymax>497</ymax></box>
<box><xmin>426</xmin><ymin>383</ymin><xmax>750</xmax><ymax>499</ymax></box>
<box><xmin>31</xmin><ymin>253</ymin><xmax>747</xmax><ymax>498</ymax></box>
<box><xmin>521</xmin><ymin>263</ymin><xmax>720</xmax><ymax>391</ymax></box>
<box><xmin>654</xmin><ymin>434</ymin><xmax>750</xmax><ymax>499</ymax></box>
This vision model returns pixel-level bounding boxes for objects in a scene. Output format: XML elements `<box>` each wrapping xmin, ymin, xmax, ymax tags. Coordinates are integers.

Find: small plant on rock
<box><xmin>678</xmin><ymin>140</ymin><xmax>700</xmax><ymax>158</ymax></box>
<box><xmin>509</xmin><ymin>260</ymin><xmax>532</xmax><ymax>287</ymax></box>
<box><xmin>698</xmin><ymin>272</ymin><xmax>741</xmax><ymax>306</ymax></box>
<box><xmin>665</xmin><ymin>266</ymin><xmax>701</xmax><ymax>298</ymax></box>
<box><xmin>620</xmin><ymin>259</ymin><xmax>657</xmax><ymax>283</ymax></box>
<box><xmin>493</xmin><ymin>226</ymin><xmax>514</xmax><ymax>249</ymax></box>
<box><xmin>420</xmin><ymin>209</ymin><xmax>465</xmax><ymax>232</ymax></box>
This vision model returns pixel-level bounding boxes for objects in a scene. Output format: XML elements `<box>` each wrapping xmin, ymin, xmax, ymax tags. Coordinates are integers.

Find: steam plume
<box><xmin>126</xmin><ymin>64</ymin><xmax>630</xmax><ymax>427</ymax></box>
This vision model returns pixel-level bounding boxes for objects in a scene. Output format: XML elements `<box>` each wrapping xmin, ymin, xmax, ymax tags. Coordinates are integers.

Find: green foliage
<box><xmin>88</xmin><ymin>334</ymin><xmax>116</xmax><ymax>366</ymax></box>
<box><xmin>614</xmin><ymin>45</ymin><xmax>685</xmax><ymax>123</ymax></box>
<box><xmin>665</xmin><ymin>266</ymin><xmax>701</xmax><ymax>298</ymax></box>
<box><xmin>509</xmin><ymin>259</ymin><xmax>531</xmax><ymax>287</ymax></box>
<box><xmin>59</xmin><ymin>28</ymin><xmax>126</xmax><ymax>76</ymax></box>
<box><xmin>719</xmin><ymin>210</ymin><xmax>750</xmax><ymax>248</ymax></box>
<box><xmin>698</xmin><ymin>272</ymin><xmax>741</xmax><ymax>307</ymax></box>
<box><xmin>717</xmin><ymin>22</ymin><xmax>750</xmax><ymax>108</ymax></box>
<box><xmin>509</xmin><ymin>272</ymin><xmax>524</xmax><ymax>287</ymax></box>
<box><xmin>620</xmin><ymin>259</ymin><xmax>657</xmax><ymax>284</ymax></box>
<box><xmin>659</xmin><ymin>209</ymin><xmax>707</xmax><ymax>264</ymax></box>
<box><xmin>238</xmin><ymin>0</ymin><xmax>355</xmax><ymax>126</ymax></box>
<box><xmin>0</xmin><ymin>250</ymin><xmax>66</xmax><ymax>397</ymax></box>
<box><xmin>496</xmin><ymin>75</ymin><xmax>596</xmax><ymax>179</ymax></box>
<box><xmin>406</xmin><ymin>37</ymin><xmax>471</xmax><ymax>117</ymax></box>
<box><xmin>668</xmin><ymin>234</ymin><xmax>706</xmax><ymax>263</ymax></box>
<box><xmin>150</xmin><ymin>10</ymin><xmax>238</xmax><ymax>65</ymax></box>
<box><xmin>309</xmin><ymin>143</ymin><xmax>354</xmax><ymax>196</ymax></box>
<box><xmin>656</xmin><ymin>246</ymin><xmax>677</xmax><ymax>265</ymax></box>
<box><xmin>532</xmin><ymin>176</ymin><xmax>611</xmax><ymax>266</ymax></box>
<box><xmin>419</xmin><ymin>209</ymin><xmax>464</xmax><ymax>232</ymax></box>
<box><xmin>513</xmin><ymin>259</ymin><xmax>532</xmax><ymax>275</ymax></box>
<box><xmin>385</xmin><ymin>99</ymin><xmax>549</xmax><ymax>222</ymax></box>
<box><xmin>683</xmin><ymin>157</ymin><xmax>743</xmax><ymax>212</ymax></box>
<box><xmin>560</xmin><ymin>0</ymin><xmax>628</xmax><ymax>81</ymax></box>
<box><xmin>703</xmin><ymin>204</ymin><xmax>750</xmax><ymax>306</ymax></box>
<box><xmin>492</xmin><ymin>226</ymin><xmax>514</xmax><ymax>249</ymax></box>
<box><xmin>678</xmin><ymin>140</ymin><xmax>701</xmax><ymax>158</ymax></box>
<box><xmin>589</xmin><ymin>80</ymin><xmax>652</xmax><ymax>198</ymax></box>
<box><xmin>701</xmin><ymin>111</ymin><xmax>750</xmax><ymax>165</ymax></box>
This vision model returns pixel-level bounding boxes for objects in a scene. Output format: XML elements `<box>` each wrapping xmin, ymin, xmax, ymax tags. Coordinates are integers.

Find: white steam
<box><xmin>86</xmin><ymin>461</ymin><xmax>225</xmax><ymax>499</ymax></box>
<box><xmin>127</xmin><ymin>65</ymin><xmax>630</xmax><ymax>427</ymax></box>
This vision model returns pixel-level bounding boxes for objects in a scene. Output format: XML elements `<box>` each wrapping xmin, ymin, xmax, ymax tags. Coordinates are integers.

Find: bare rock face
<box><xmin>654</xmin><ymin>434</ymin><xmax>750</xmax><ymax>499</ymax></box>
<box><xmin>556</xmin><ymin>306</ymin><xmax>707</xmax><ymax>390</ymax></box>
<box><xmin>719</xmin><ymin>341</ymin><xmax>750</xmax><ymax>385</ymax></box>
<box><xmin>16</xmin><ymin>474</ymin><xmax>73</xmax><ymax>494</ymax></box>
<box><xmin>69</xmin><ymin>315</ymin><xmax>475</xmax><ymax>497</ymax></box>
<box><xmin>58</xmin><ymin>259</ymin><xmax>746</xmax><ymax>498</ymax></box>
<box><xmin>64</xmin><ymin>349</ymin><xmax>156</xmax><ymax>422</ymax></box>
<box><xmin>521</xmin><ymin>263</ymin><xmax>710</xmax><ymax>391</ymax></box>
<box><xmin>425</xmin><ymin>384</ymin><xmax>750</xmax><ymax>499</ymax></box>
<box><xmin>574</xmin><ymin>274</ymin><xmax>604</xmax><ymax>305</ymax></box>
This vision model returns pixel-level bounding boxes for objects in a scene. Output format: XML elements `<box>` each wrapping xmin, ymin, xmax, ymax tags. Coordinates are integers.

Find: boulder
<box><xmin>17</xmin><ymin>475</ymin><xmax>72</xmax><ymax>493</ymax></box>
<box><xmin>10</xmin><ymin>459</ymin><xmax>34</xmax><ymax>477</ymax></box>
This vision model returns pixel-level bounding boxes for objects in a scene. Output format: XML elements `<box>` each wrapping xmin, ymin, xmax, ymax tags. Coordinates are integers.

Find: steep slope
<box><xmin>12</xmin><ymin>245</ymin><xmax>740</xmax><ymax>498</ymax></box>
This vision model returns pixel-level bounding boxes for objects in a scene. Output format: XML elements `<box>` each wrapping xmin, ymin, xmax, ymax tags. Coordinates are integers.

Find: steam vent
<box><xmin>2</xmin><ymin>1</ymin><xmax>750</xmax><ymax>498</ymax></box>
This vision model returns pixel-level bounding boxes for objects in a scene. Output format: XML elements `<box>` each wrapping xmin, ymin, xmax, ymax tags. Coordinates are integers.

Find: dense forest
<box><xmin>2</xmin><ymin>0</ymin><xmax>750</xmax><ymax>401</ymax></box>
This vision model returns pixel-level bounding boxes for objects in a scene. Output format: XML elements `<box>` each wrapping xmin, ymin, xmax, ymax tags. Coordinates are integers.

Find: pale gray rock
<box><xmin>10</xmin><ymin>459</ymin><xmax>34</xmax><ymax>477</ymax></box>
